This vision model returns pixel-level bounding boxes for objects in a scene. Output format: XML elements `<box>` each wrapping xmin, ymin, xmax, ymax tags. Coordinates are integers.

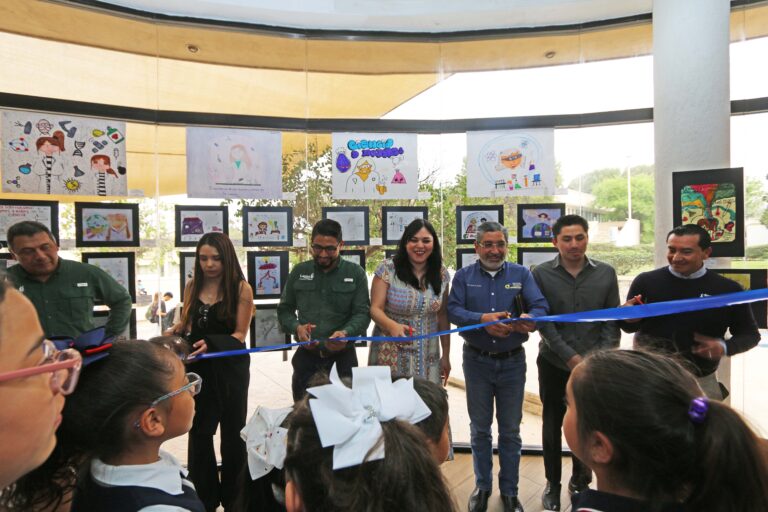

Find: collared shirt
<box><xmin>668</xmin><ymin>264</ymin><xmax>707</xmax><ymax>279</ymax></box>
<box><xmin>532</xmin><ymin>255</ymin><xmax>620</xmax><ymax>370</ymax></box>
<box><xmin>7</xmin><ymin>258</ymin><xmax>132</xmax><ymax>338</ymax></box>
<box><xmin>447</xmin><ymin>261</ymin><xmax>548</xmax><ymax>353</ymax></box>
<box><xmin>277</xmin><ymin>257</ymin><xmax>371</xmax><ymax>342</ymax></box>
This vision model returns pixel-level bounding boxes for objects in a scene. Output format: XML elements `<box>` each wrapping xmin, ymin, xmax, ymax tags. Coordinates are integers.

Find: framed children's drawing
<box><xmin>179</xmin><ymin>251</ymin><xmax>197</xmax><ymax>298</ymax></box>
<box><xmin>243</xmin><ymin>206</ymin><xmax>293</xmax><ymax>247</ymax></box>
<box><xmin>710</xmin><ymin>268</ymin><xmax>767</xmax><ymax>328</ymax></box>
<box><xmin>672</xmin><ymin>168</ymin><xmax>744</xmax><ymax>257</ymax></box>
<box><xmin>175</xmin><ymin>205</ymin><xmax>229</xmax><ymax>247</ymax></box>
<box><xmin>247</xmin><ymin>251</ymin><xmax>289</xmax><ymax>300</ymax></box>
<box><xmin>384</xmin><ymin>249</ymin><xmax>397</xmax><ymax>260</ymax></box>
<box><xmin>250</xmin><ymin>303</ymin><xmax>291</xmax><ymax>350</ymax></box>
<box><xmin>93</xmin><ymin>309</ymin><xmax>137</xmax><ymax>340</ymax></box>
<box><xmin>456</xmin><ymin>205</ymin><xmax>504</xmax><ymax>244</ymax></box>
<box><xmin>322</xmin><ymin>206</ymin><xmax>370</xmax><ymax>246</ymax></box>
<box><xmin>456</xmin><ymin>248</ymin><xmax>480</xmax><ymax>270</ymax></box>
<box><xmin>340</xmin><ymin>249</ymin><xmax>366</xmax><ymax>269</ymax></box>
<box><xmin>516</xmin><ymin>247</ymin><xmax>558</xmax><ymax>271</ymax></box>
<box><xmin>0</xmin><ymin>199</ymin><xmax>59</xmax><ymax>248</ymax></box>
<box><xmin>517</xmin><ymin>203</ymin><xmax>564</xmax><ymax>243</ymax></box>
<box><xmin>75</xmin><ymin>202</ymin><xmax>140</xmax><ymax>248</ymax></box>
<box><xmin>82</xmin><ymin>251</ymin><xmax>136</xmax><ymax>303</ymax></box>
<box><xmin>381</xmin><ymin>206</ymin><xmax>428</xmax><ymax>245</ymax></box>
<box><xmin>0</xmin><ymin>253</ymin><xmax>18</xmax><ymax>271</ymax></box>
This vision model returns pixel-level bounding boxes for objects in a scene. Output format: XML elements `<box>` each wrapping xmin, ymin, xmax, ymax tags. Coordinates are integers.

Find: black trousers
<box><xmin>291</xmin><ymin>347</ymin><xmax>358</xmax><ymax>402</ymax></box>
<box><xmin>537</xmin><ymin>355</ymin><xmax>592</xmax><ymax>486</ymax></box>
<box><xmin>187</xmin><ymin>356</ymin><xmax>250</xmax><ymax>512</ymax></box>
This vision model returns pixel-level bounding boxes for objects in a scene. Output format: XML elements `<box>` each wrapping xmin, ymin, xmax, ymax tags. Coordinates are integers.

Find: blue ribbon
<box><xmin>194</xmin><ymin>288</ymin><xmax>768</xmax><ymax>361</ymax></box>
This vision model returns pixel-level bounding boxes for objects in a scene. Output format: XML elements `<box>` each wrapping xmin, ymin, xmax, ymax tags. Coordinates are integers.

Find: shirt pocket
<box><xmin>331</xmin><ymin>281</ymin><xmax>357</xmax><ymax>312</ymax></box>
<box><xmin>292</xmin><ymin>279</ymin><xmax>317</xmax><ymax>314</ymax></box>
<box><xmin>54</xmin><ymin>285</ymin><xmax>95</xmax><ymax>318</ymax></box>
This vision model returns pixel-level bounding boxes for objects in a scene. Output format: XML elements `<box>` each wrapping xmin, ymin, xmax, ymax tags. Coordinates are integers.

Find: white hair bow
<box><xmin>307</xmin><ymin>364</ymin><xmax>432</xmax><ymax>470</ymax></box>
<box><xmin>241</xmin><ymin>405</ymin><xmax>293</xmax><ymax>480</ymax></box>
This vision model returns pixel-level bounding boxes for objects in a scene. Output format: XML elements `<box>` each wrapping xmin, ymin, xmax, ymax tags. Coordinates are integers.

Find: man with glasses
<box><xmin>6</xmin><ymin>221</ymin><xmax>132</xmax><ymax>338</ymax></box>
<box><xmin>448</xmin><ymin>221</ymin><xmax>548</xmax><ymax>512</ymax></box>
<box><xmin>278</xmin><ymin>219</ymin><xmax>371</xmax><ymax>401</ymax></box>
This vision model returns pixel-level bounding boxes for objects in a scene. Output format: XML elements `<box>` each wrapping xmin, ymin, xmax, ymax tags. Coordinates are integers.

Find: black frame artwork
<box><xmin>247</xmin><ymin>251</ymin><xmax>289</xmax><ymax>300</ymax></box>
<box><xmin>456</xmin><ymin>248</ymin><xmax>480</xmax><ymax>270</ymax></box>
<box><xmin>82</xmin><ymin>251</ymin><xmax>137</xmax><ymax>303</ymax></box>
<box><xmin>381</xmin><ymin>206</ymin><xmax>428</xmax><ymax>245</ymax></box>
<box><xmin>75</xmin><ymin>202</ymin><xmax>140</xmax><ymax>248</ymax></box>
<box><xmin>178</xmin><ymin>251</ymin><xmax>197</xmax><ymax>298</ymax></box>
<box><xmin>340</xmin><ymin>249</ymin><xmax>366</xmax><ymax>269</ymax></box>
<box><xmin>672</xmin><ymin>167</ymin><xmax>745</xmax><ymax>257</ymax></box>
<box><xmin>516</xmin><ymin>203</ymin><xmax>565</xmax><ymax>244</ymax></box>
<box><xmin>456</xmin><ymin>205</ymin><xmax>504</xmax><ymax>244</ymax></box>
<box><xmin>242</xmin><ymin>206</ymin><xmax>293</xmax><ymax>247</ymax></box>
<box><xmin>322</xmin><ymin>206</ymin><xmax>370</xmax><ymax>246</ymax></box>
<box><xmin>710</xmin><ymin>268</ymin><xmax>767</xmax><ymax>328</ymax></box>
<box><xmin>250</xmin><ymin>303</ymin><xmax>291</xmax><ymax>350</ymax></box>
<box><xmin>516</xmin><ymin>247</ymin><xmax>558</xmax><ymax>271</ymax></box>
<box><xmin>175</xmin><ymin>205</ymin><xmax>229</xmax><ymax>247</ymax></box>
<box><xmin>0</xmin><ymin>199</ymin><xmax>59</xmax><ymax>248</ymax></box>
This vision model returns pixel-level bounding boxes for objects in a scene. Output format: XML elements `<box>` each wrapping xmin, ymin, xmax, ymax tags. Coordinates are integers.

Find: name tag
<box><xmin>467</xmin><ymin>283</ymin><xmax>482</xmax><ymax>288</ymax></box>
<box><xmin>505</xmin><ymin>283</ymin><xmax>522</xmax><ymax>289</ymax></box>
<box><xmin>344</xmin><ymin>278</ymin><xmax>354</xmax><ymax>282</ymax></box>
<box><xmin>299</xmin><ymin>274</ymin><xmax>314</xmax><ymax>281</ymax></box>
<box><xmin>77</xmin><ymin>282</ymin><xmax>89</xmax><ymax>287</ymax></box>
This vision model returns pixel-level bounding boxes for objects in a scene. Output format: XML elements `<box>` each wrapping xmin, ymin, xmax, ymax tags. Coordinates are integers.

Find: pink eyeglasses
<box><xmin>0</xmin><ymin>339</ymin><xmax>82</xmax><ymax>395</ymax></box>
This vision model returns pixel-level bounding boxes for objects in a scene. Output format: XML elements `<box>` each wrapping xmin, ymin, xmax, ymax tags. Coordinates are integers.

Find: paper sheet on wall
<box><xmin>466</xmin><ymin>129</ymin><xmax>555</xmax><ymax>197</ymax></box>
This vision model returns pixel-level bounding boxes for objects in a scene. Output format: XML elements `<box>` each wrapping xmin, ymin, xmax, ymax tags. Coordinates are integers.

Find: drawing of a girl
<box><xmin>91</xmin><ymin>155</ymin><xmax>118</xmax><ymax>196</ymax></box>
<box><xmin>34</xmin><ymin>130</ymin><xmax>66</xmax><ymax>194</ymax></box>
<box><xmin>106</xmin><ymin>213</ymin><xmax>131</xmax><ymax>241</ymax></box>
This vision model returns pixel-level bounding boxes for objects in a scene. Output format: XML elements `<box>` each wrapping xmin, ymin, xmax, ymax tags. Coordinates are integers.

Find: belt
<box><xmin>464</xmin><ymin>342</ymin><xmax>523</xmax><ymax>359</ymax></box>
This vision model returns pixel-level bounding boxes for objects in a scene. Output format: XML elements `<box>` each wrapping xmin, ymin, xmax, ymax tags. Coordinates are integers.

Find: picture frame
<box><xmin>0</xmin><ymin>253</ymin><xmax>18</xmax><ymax>271</ymax></box>
<box><xmin>82</xmin><ymin>251</ymin><xmax>136</xmax><ymax>303</ymax></box>
<box><xmin>247</xmin><ymin>251</ymin><xmax>289</xmax><ymax>300</ymax></box>
<box><xmin>340</xmin><ymin>249</ymin><xmax>366</xmax><ymax>269</ymax></box>
<box><xmin>672</xmin><ymin>168</ymin><xmax>745</xmax><ymax>257</ymax></box>
<box><xmin>179</xmin><ymin>251</ymin><xmax>196</xmax><ymax>298</ymax></box>
<box><xmin>243</xmin><ymin>206</ymin><xmax>293</xmax><ymax>247</ymax></box>
<box><xmin>456</xmin><ymin>205</ymin><xmax>504</xmax><ymax>244</ymax></box>
<box><xmin>517</xmin><ymin>203</ymin><xmax>565</xmax><ymax>243</ymax></box>
<box><xmin>384</xmin><ymin>249</ymin><xmax>397</xmax><ymax>260</ymax></box>
<box><xmin>75</xmin><ymin>202</ymin><xmax>140</xmax><ymax>248</ymax></box>
<box><xmin>0</xmin><ymin>199</ymin><xmax>59</xmax><ymax>248</ymax></box>
<box><xmin>93</xmin><ymin>309</ymin><xmax>137</xmax><ymax>340</ymax></box>
<box><xmin>250</xmin><ymin>303</ymin><xmax>291</xmax><ymax>350</ymax></box>
<box><xmin>516</xmin><ymin>247</ymin><xmax>558</xmax><ymax>271</ymax></box>
<box><xmin>456</xmin><ymin>248</ymin><xmax>480</xmax><ymax>270</ymax></box>
<box><xmin>710</xmin><ymin>268</ymin><xmax>767</xmax><ymax>328</ymax></box>
<box><xmin>322</xmin><ymin>206</ymin><xmax>370</xmax><ymax>246</ymax></box>
<box><xmin>381</xmin><ymin>206</ymin><xmax>428</xmax><ymax>245</ymax></box>
<box><xmin>175</xmin><ymin>205</ymin><xmax>229</xmax><ymax>247</ymax></box>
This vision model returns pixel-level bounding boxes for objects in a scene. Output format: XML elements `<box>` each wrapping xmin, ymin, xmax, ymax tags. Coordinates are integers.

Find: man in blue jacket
<box><xmin>448</xmin><ymin>221</ymin><xmax>548</xmax><ymax>512</ymax></box>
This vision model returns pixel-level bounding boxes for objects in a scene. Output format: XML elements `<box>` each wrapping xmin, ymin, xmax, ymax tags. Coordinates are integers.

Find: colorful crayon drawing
<box><xmin>680</xmin><ymin>182</ymin><xmax>736</xmax><ymax>243</ymax></box>
<box><xmin>520</xmin><ymin>208</ymin><xmax>562</xmax><ymax>240</ymax></box>
<box><xmin>461</xmin><ymin>211</ymin><xmax>499</xmax><ymax>240</ymax></box>
<box><xmin>255</xmin><ymin>257</ymin><xmax>282</xmax><ymax>296</ymax></box>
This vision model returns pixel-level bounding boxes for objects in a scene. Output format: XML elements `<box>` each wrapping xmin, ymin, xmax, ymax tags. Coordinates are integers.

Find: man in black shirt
<box><xmin>621</xmin><ymin>224</ymin><xmax>760</xmax><ymax>399</ymax></box>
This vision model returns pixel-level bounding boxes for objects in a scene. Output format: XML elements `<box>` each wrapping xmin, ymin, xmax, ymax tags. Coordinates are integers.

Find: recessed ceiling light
<box><xmin>545</xmin><ymin>51</ymin><xmax>556</xmax><ymax>59</ymax></box>
<box><xmin>186</xmin><ymin>44</ymin><xmax>199</xmax><ymax>53</ymax></box>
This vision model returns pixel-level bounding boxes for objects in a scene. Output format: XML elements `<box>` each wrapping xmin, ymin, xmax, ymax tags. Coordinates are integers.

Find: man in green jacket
<box><xmin>278</xmin><ymin>219</ymin><xmax>371</xmax><ymax>401</ymax></box>
<box><xmin>6</xmin><ymin>221</ymin><xmax>132</xmax><ymax>339</ymax></box>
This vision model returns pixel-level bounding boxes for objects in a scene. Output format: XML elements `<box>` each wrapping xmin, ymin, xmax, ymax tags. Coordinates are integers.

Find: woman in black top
<box><xmin>169</xmin><ymin>232</ymin><xmax>254</xmax><ymax>512</ymax></box>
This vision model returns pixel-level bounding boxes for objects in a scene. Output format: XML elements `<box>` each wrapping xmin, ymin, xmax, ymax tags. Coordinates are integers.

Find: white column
<box><xmin>653</xmin><ymin>0</ymin><xmax>731</xmax><ymax>266</ymax></box>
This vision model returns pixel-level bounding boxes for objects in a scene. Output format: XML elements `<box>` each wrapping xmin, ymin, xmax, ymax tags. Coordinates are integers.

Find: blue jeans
<box><xmin>462</xmin><ymin>344</ymin><xmax>526</xmax><ymax>496</ymax></box>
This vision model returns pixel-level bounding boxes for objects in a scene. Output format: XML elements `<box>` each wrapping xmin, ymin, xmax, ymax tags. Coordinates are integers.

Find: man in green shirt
<box><xmin>6</xmin><ymin>221</ymin><xmax>132</xmax><ymax>339</ymax></box>
<box><xmin>278</xmin><ymin>219</ymin><xmax>371</xmax><ymax>401</ymax></box>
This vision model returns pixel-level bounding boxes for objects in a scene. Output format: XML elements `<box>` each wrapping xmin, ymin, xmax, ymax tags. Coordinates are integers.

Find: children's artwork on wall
<box><xmin>517</xmin><ymin>247</ymin><xmax>558</xmax><ymax>271</ymax></box>
<box><xmin>331</xmin><ymin>132</ymin><xmax>418</xmax><ymax>199</ymax></box>
<box><xmin>322</xmin><ymin>206</ymin><xmax>370</xmax><ymax>245</ymax></box>
<box><xmin>93</xmin><ymin>309</ymin><xmax>137</xmax><ymax>340</ymax></box>
<box><xmin>456</xmin><ymin>205</ymin><xmax>504</xmax><ymax>244</ymax></box>
<box><xmin>75</xmin><ymin>202</ymin><xmax>140</xmax><ymax>247</ymax></box>
<box><xmin>82</xmin><ymin>252</ymin><xmax>136</xmax><ymax>303</ymax></box>
<box><xmin>340</xmin><ymin>249</ymin><xmax>366</xmax><ymax>269</ymax></box>
<box><xmin>250</xmin><ymin>304</ymin><xmax>290</xmax><ymax>349</ymax></box>
<box><xmin>673</xmin><ymin>168</ymin><xmax>744</xmax><ymax>257</ymax></box>
<box><xmin>710</xmin><ymin>269</ymin><xmax>767</xmax><ymax>328</ymax></box>
<box><xmin>243</xmin><ymin>206</ymin><xmax>292</xmax><ymax>247</ymax></box>
<box><xmin>466</xmin><ymin>129</ymin><xmax>555</xmax><ymax>197</ymax></box>
<box><xmin>186</xmin><ymin>127</ymin><xmax>282</xmax><ymax>199</ymax></box>
<box><xmin>0</xmin><ymin>254</ymin><xmax>18</xmax><ymax>270</ymax></box>
<box><xmin>175</xmin><ymin>205</ymin><xmax>229</xmax><ymax>247</ymax></box>
<box><xmin>517</xmin><ymin>203</ymin><xmax>565</xmax><ymax>243</ymax></box>
<box><xmin>247</xmin><ymin>251</ymin><xmax>289</xmax><ymax>300</ymax></box>
<box><xmin>179</xmin><ymin>251</ymin><xmax>196</xmax><ymax>297</ymax></box>
<box><xmin>381</xmin><ymin>206</ymin><xmax>428</xmax><ymax>245</ymax></box>
<box><xmin>0</xmin><ymin>199</ymin><xmax>59</xmax><ymax>248</ymax></box>
<box><xmin>456</xmin><ymin>248</ymin><xmax>480</xmax><ymax>269</ymax></box>
<box><xmin>2</xmin><ymin>110</ymin><xmax>127</xmax><ymax>196</ymax></box>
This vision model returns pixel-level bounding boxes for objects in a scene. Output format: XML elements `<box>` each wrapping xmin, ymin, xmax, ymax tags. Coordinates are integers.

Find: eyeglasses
<box><xmin>149</xmin><ymin>372</ymin><xmax>203</xmax><ymax>407</ymax></box>
<box><xmin>0</xmin><ymin>339</ymin><xmax>82</xmax><ymax>395</ymax></box>
<box><xmin>311</xmin><ymin>244</ymin><xmax>339</xmax><ymax>254</ymax></box>
<box><xmin>478</xmin><ymin>241</ymin><xmax>507</xmax><ymax>249</ymax></box>
<box><xmin>197</xmin><ymin>304</ymin><xmax>211</xmax><ymax>328</ymax></box>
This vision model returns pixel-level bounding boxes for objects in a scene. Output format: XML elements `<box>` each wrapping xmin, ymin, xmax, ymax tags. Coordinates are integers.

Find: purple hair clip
<box><xmin>688</xmin><ymin>396</ymin><xmax>709</xmax><ymax>424</ymax></box>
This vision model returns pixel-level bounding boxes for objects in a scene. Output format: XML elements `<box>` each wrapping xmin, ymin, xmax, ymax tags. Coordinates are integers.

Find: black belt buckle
<box><xmin>465</xmin><ymin>343</ymin><xmax>521</xmax><ymax>359</ymax></box>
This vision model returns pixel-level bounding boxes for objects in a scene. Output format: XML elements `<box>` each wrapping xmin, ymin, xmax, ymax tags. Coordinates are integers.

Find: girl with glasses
<box><xmin>1</xmin><ymin>338</ymin><xmax>205</xmax><ymax>511</ymax></box>
<box><xmin>168</xmin><ymin>232</ymin><xmax>254</xmax><ymax>512</ymax></box>
<box><xmin>0</xmin><ymin>280</ymin><xmax>81</xmax><ymax>490</ymax></box>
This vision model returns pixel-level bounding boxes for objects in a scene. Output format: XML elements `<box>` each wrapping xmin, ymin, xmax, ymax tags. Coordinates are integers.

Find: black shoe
<box><xmin>501</xmin><ymin>495</ymin><xmax>524</xmax><ymax>512</ymax></box>
<box><xmin>568</xmin><ymin>475</ymin><xmax>590</xmax><ymax>495</ymax></box>
<box><xmin>541</xmin><ymin>481</ymin><xmax>561</xmax><ymax>510</ymax></box>
<box><xmin>467</xmin><ymin>487</ymin><xmax>491</xmax><ymax>512</ymax></box>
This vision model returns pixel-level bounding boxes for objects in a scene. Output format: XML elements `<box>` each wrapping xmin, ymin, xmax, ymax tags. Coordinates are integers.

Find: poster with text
<box><xmin>186</xmin><ymin>127</ymin><xmax>282</xmax><ymax>199</ymax></box>
<box><xmin>2</xmin><ymin>110</ymin><xmax>127</xmax><ymax>196</ymax></box>
<box><xmin>466</xmin><ymin>129</ymin><xmax>555</xmax><ymax>197</ymax></box>
<box><xmin>331</xmin><ymin>132</ymin><xmax>418</xmax><ymax>199</ymax></box>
